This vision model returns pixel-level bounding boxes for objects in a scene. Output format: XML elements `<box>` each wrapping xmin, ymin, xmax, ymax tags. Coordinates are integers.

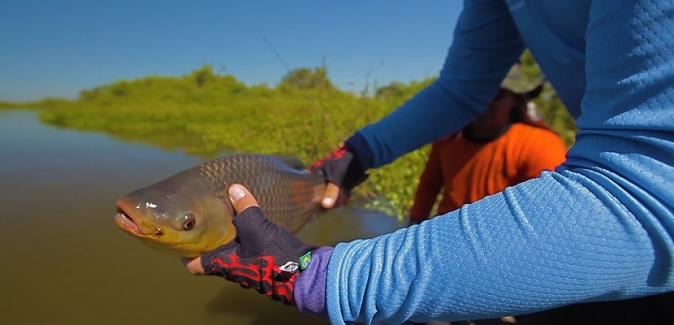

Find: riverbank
<box><xmin>2</xmin><ymin>52</ymin><xmax>576</xmax><ymax>216</ymax></box>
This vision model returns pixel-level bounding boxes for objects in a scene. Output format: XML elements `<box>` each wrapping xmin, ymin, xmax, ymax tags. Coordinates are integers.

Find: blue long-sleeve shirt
<box><xmin>294</xmin><ymin>0</ymin><xmax>674</xmax><ymax>324</ymax></box>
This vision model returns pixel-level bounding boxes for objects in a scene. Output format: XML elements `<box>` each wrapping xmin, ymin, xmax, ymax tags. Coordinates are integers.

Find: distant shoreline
<box><xmin>1</xmin><ymin>54</ymin><xmax>576</xmax><ymax>217</ymax></box>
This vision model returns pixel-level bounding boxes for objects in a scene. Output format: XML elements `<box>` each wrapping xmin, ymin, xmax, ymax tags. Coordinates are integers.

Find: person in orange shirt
<box><xmin>404</xmin><ymin>61</ymin><xmax>568</xmax><ymax>325</ymax></box>
<box><xmin>408</xmin><ymin>61</ymin><xmax>568</xmax><ymax>226</ymax></box>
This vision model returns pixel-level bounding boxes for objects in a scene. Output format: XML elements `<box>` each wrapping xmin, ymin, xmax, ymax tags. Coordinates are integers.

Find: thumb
<box><xmin>227</xmin><ymin>183</ymin><xmax>276</xmax><ymax>257</ymax></box>
<box><xmin>321</xmin><ymin>182</ymin><xmax>341</xmax><ymax>208</ymax></box>
<box><xmin>228</xmin><ymin>183</ymin><xmax>259</xmax><ymax>213</ymax></box>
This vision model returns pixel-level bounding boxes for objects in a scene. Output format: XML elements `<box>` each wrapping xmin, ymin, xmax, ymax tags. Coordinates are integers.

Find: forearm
<box><xmin>294</xmin><ymin>0</ymin><xmax>674</xmax><ymax>323</ymax></box>
<box><xmin>325</xmin><ymin>152</ymin><xmax>674</xmax><ymax>324</ymax></box>
<box><xmin>323</xmin><ymin>0</ymin><xmax>674</xmax><ymax>318</ymax></box>
<box><xmin>351</xmin><ymin>0</ymin><xmax>524</xmax><ymax>169</ymax></box>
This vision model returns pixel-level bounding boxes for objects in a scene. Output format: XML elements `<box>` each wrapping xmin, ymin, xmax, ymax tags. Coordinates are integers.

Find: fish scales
<box><xmin>199</xmin><ymin>154</ymin><xmax>325</xmax><ymax>233</ymax></box>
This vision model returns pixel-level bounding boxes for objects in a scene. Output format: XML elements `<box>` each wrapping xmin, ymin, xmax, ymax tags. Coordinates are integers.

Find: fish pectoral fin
<box><xmin>271</xmin><ymin>154</ymin><xmax>306</xmax><ymax>170</ymax></box>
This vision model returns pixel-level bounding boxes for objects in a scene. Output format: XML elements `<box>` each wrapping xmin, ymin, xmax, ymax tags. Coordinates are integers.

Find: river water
<box><xmin>0</xmin><ymin>110</ymin><xmax>405</xmax><ymax>325</ymax></box>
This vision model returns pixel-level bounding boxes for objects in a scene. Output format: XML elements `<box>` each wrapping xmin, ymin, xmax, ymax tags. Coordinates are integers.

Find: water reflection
<box><xmin>0</xmin><ymin>110</ymin><xmax>405</xmax><ymax>325</ymax></box>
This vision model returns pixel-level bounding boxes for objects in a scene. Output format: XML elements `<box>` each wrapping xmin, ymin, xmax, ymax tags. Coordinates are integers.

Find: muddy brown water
<box><xmin>0</xmin><ymin>110</ymin><xmax>406</xmax><ymax>325</ymax></box>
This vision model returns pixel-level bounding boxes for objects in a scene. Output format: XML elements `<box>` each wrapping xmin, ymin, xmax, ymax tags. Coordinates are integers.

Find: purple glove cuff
<box><xmin>294</xmin><ymin>246</ymin><xmax>334</xmax><ymax>318</ymax></box>
<box><xmin>345</xmin><ymin>132</ymin><xmax>374</xmax><ymax>171</ymax></box>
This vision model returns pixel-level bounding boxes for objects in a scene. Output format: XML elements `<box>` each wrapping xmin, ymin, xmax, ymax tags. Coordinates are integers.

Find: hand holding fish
<box><xmin>181</xmin><ymin>184</ymin><xmax>318</xmax><ymax>306</ymax></box>
<box><xmin>309</xmin><ymin>142</ymin><xmax>369</xmax><ymax>209</ymax></box>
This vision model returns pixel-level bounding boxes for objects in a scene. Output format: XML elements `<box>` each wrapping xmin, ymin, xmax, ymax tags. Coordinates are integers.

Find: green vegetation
<box><xmin>0</xmin><ymin>97</ymin><xmax>73</xmax><ymax>110</ymax></box>
<box><xmin>0</xmin><ymin>100</ymin><xmax>33</xmax><ymax>109</ymax></box>
<box><xmin>7</xmin><ymin>50</ymin><xmax>576</xmax><ymax>217</ymax></box>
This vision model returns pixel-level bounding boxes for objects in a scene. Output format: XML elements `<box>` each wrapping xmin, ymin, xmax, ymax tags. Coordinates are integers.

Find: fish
<box><xmin>114</xmin><ymin>153</ymin><xmax>326</xmax><ymax>258</ymax></box>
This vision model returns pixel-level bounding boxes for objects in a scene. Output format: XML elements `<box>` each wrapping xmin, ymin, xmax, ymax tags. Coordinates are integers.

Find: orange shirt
<box><xmin>409</xmin><ymin>123</ymin><xmax>568</xmax><ymax>220</ymax></box>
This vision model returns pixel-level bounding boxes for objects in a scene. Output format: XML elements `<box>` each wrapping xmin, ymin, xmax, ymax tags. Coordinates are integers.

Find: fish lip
<box><xmin>114</xmin><ymin>203</ymin><xmax>151</xmax><ymax>236</ymax></box>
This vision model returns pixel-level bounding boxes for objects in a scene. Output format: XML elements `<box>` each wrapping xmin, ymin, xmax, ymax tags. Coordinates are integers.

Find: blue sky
<box><xmin>1</xmin><ymin>1</ymin><xmax>463</xmax><ymax>102</ymax></box>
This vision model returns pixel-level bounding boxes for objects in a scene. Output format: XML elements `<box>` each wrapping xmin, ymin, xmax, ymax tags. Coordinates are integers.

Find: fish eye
<box><xmin>182</xmin><ymin>212</ymin><xmax>196</xmax><ymax>230</ymax></box>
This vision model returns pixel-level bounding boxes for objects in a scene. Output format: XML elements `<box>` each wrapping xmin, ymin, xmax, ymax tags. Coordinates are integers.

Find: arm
<box><xmin>320</xmin><ymin>0</ymin><xmax>674</xmax><ymax>324</ymax></box>
<box><xmin>409</xmin><ymin>141</ymin><xmax>445</xmax><ymax>223</ymax></box>
<box><xmin>316</xmin><ymin>0</ymin><xmax>525</xmax><ymax>208</ymax></box>
<box><xmin>352</xmin><ymin>0</ymin><xmax>525</xmax><ymax>169</ymax></box>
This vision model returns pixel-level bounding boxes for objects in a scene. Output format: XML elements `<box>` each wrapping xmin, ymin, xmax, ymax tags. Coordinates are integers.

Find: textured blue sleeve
<box><xmin>354</xmin><ymin>0</ymin><xmax>525</xmax><ymax>168</ymax></box>
<box><xmin>325</xmin><ymin>0</ymin><xmax>674</xmax><ymax>324</ymax></box>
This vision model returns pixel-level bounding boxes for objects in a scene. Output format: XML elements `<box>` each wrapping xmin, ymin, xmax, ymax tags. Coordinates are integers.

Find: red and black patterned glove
<box><xmin>200</xmin><ymin>206</ymin><xmax>317</xmax><ymax>306</ymax></box>
<box><xmin>309</xmin><ymin>143</ymin><xmax>369</xmax><ymax>207</ymax></box>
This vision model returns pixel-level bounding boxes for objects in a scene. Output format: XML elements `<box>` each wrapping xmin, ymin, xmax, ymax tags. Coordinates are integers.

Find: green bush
<box><xmin>20</xmin><ymin>51</ymin><xmax>575</xmax><ymax>218</ymax></box>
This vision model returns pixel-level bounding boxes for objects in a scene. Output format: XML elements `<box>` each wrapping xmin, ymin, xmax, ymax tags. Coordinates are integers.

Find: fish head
<box><xmin>114</xmin><ymin>171</ymin><xmax>236</xmax><ymax>257</ymax></box>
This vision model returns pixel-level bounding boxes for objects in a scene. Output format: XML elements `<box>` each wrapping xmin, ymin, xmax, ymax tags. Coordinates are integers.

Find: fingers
<box><xmin>321</xmin><ymin>182</ymin><xmax>341</xmax><ymax>209</ymax></box>
<box><xmin>228</xmin><ymin>183</ymin><xmax>259</xmax><ymax>213</ymax></box>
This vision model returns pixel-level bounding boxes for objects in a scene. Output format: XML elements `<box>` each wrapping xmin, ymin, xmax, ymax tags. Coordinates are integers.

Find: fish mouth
<box><xmin>114</xmin><ymin>206</ymin><xmax>144</xmax><ymax>235</ymax></box>
<box><xmin>114</xmin><ymin>201</ymin><xmax>166</xmax><ymax>238</ymax></box>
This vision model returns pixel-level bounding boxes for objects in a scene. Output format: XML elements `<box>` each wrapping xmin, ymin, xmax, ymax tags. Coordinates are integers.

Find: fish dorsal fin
<box><xmin>271</xmin><ymin>154</ymin><xmax>306</xmax><ymax>170</ymax></box>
